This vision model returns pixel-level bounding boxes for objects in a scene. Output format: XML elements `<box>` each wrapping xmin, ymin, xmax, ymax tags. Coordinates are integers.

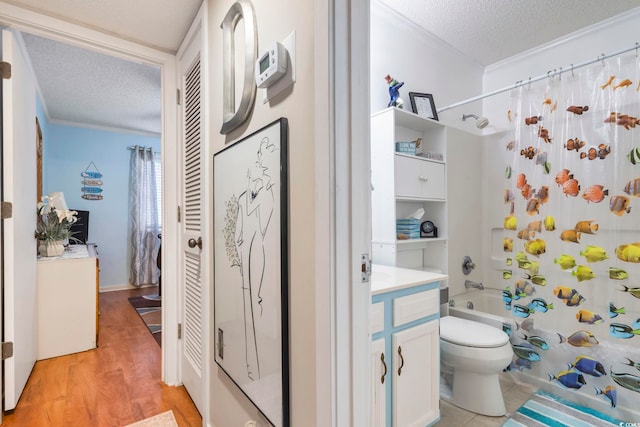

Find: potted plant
<box><xmin>35</xmin><ymin>192</ymin><xmax>78</xmax><ymax>257</ymax></box>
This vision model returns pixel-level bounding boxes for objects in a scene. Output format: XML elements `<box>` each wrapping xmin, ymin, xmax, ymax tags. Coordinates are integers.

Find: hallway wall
<box><xmin>207</xmin><ymin>0</ymin><xmax>318</xmax><ymax>425</ymax></box>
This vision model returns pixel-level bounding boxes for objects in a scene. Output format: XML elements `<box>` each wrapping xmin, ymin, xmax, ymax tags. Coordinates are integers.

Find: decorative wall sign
<box><xmin>409</xmin><ymin>92</ymin><xmax>438</xmax><ymax>121</ymax></box>
<box><xmin>220</xmin><ymin>0</ymin><xmax>257</xmax><ymax>135</ymax></box>
<box><xmin>81</xmin><ymin>161</ymin><xmax>103</xmax><ymax>200</ymax></box>
<box><xmin>213</xmin><ymin>118</ymin><xmax>289</xmax><ymax>426</ymax></box>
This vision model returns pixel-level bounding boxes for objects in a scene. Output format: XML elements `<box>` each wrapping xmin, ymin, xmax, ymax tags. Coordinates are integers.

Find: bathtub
<box><xmin>447</xmin><ymin>288</ymin><xmax>515</xmax><ymax>334</ymax></box>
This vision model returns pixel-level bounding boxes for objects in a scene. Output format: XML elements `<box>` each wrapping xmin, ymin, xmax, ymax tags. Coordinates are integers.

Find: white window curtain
<box><xmin>154</xmin><ymin>151</ymin><xmax>162</xmax><ymax>227</ymax></box>
<box><xmin>128</xmin><ymin>146</ymin><xmax>160</xmax><ymax>287</ymax></box>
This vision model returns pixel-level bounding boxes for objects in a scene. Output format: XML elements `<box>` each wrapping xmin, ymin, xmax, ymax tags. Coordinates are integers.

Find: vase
<box><xmin>39</xmin><ymin>240</ymin><xmax>65</xmax><ymax>257</ymax></box>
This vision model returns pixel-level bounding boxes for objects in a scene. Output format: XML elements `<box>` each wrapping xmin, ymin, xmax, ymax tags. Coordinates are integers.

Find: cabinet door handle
<box><xmin>418</xmin><ymin>175</ymin><xmax>429</xmax><ymax>182</ymax></box>
<box><xmin>380</xmin><ymin>352</ymin><xmax>387</xmax><ymax>384</ymax></box>
<box><xmin>397</xmin><ymin>346</ymin><xmax>404</xmax><ymax>376</ymax></box>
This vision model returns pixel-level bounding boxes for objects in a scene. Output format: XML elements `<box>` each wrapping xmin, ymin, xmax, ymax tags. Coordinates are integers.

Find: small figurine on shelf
<box><xmin>385</xmin><ymin>74</ymin><xmax>404</xmax><ymax>108</ymax></box>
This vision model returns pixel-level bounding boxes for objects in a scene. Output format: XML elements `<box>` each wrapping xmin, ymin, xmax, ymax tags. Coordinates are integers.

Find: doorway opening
<box><xmin>23</xmin><ymin>29</ymin><xmax>164</xmax><ymax>341</ymax></box>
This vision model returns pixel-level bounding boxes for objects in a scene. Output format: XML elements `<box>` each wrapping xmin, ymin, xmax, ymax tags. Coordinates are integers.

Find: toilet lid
<box><xmin>440</xmin><ymin>316</ymin><xmax>509</xmax><ymax>348</ymax></box>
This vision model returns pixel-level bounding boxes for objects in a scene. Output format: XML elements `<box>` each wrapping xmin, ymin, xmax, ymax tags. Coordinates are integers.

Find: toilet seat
<box><xmin>440</xmin><ymin>316</ymin><xmax>509</xmax><ymax>348</ymax></box>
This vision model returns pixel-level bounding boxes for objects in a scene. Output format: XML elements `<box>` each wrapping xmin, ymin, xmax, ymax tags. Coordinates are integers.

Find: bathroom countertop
<box><xmin>371</xmin><ymin>264</ymin><xmax>448</xmax><ymax>295</ymax></box>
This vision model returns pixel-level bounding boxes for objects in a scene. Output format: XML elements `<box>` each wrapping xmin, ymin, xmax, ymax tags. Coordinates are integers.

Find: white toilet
<box><xmin>439</xmin><ymin>316</ymin><xmax>513</xmax><ymax>416</ymax></box>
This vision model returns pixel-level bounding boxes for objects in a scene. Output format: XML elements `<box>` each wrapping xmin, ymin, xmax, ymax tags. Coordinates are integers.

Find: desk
<box><xmin>36</xmin><ymin>244</ymin><xmax>99</xmax><ymax>360</ymax></box>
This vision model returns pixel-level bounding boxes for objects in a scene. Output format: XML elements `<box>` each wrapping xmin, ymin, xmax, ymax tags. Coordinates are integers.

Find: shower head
<box><xmin>462</xmin><ymin>114</ymin><xmax>489</xmax><ymax>129</ymax></box>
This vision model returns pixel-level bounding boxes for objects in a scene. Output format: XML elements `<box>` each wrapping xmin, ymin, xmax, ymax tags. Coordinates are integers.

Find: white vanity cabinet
<box><xmin>371</xmin><ymin>265</ymin><xmax>446</xmax><ymax>427</ymax></box>
<box><xmin>371</xmin><ymin>107</ymin><xmax>448</xmax><ymax>274</ymax></box>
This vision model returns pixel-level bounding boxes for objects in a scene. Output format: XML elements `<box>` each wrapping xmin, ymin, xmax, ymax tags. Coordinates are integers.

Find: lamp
<box><xmin>48</xmin><ymin>192</ymin><xmax>69</xmax><ymax>211</ymax></box>
<box><xmin>462</xmin><ymin>114</ymin><xmax>489</xmax><ymax>129</ymax></box>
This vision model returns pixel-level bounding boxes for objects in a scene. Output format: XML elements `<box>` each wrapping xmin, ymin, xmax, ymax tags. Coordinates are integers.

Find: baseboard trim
<box><xmin>99</xmin><ymin>283</ymin><xmax>157</xmax><ymax>293</ymax></box>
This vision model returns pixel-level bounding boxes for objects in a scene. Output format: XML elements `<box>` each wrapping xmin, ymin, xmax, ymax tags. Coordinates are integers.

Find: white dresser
<box><xmin>36</xmin><ymin>244</ymin><xmax>99</xmax><ymax>360</ymax></box>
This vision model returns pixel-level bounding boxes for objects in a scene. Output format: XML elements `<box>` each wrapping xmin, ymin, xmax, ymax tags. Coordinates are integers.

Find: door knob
<box><xmin>188</xmin><ymin>237</ymin><xmax>202</xmax><ymax>249</ymax></box>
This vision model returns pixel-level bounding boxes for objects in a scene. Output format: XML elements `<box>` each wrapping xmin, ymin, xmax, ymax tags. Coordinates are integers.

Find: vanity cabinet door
<box><xmin>392</xmin><ymin>319</ymin><xmax>439</xmax><ymax>427</ymax></box>
<box><xmin>370</xmin><ymin>338</ymin><xmax>387</xmax><ymax>427</ymax></box>
<box><xmin>394</xmin><ymin>156</ymin><xmax>445</xmax><ymax>200</ymax></box>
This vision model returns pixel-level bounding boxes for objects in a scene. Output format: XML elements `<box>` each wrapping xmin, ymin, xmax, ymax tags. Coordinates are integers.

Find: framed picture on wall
<box><xmin>409</xmin><ymin>92</ymin><xmax>438</xmax><ymax>121</ymax></box>
<box><xmin>213</xmin><ymin>118</ymin><xmax>290</xmax><ymax>427</ymax></box>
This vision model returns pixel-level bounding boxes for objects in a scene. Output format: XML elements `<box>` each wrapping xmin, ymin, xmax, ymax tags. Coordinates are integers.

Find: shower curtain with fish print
<box><xmin>502</xmin><ymin>53</ymin><xmax>640</xmax><ymax>418</ymax></box>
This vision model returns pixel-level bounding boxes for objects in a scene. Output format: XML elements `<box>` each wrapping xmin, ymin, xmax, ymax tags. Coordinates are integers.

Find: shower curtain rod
<box><xmin>437</xmin><ymin>41</ymin><xmax>640</xmax><ymax>114</ymax></box>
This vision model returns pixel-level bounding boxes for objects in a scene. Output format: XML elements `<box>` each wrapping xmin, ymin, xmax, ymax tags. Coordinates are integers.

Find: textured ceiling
<box><xmin>5</xmin><ymin>0</ymin><xmax>200</xmax><ymax>134</ymax></box>
<box><xmin>4</xmin><ymin>0</ymin><xmax>202</xmax><ymax>53</ymax></box>
<box><xmin>22</xmin><ymin>33</ymin><xmax>162</xmax><ymax>135</ymax></box>
<box><xmin>10</xmin><ymin>0</ymin><xmax>640</xmax><ymax>135</ymax></box>
<box><xmin>378</xmin><ymin>0</ymin><xmax>640</xmax><ymax>66</ymax></box>
<box><xmin>13</xmin><ymin>0</ymin><xmax>639</xmax><ymax>63</ymax></box>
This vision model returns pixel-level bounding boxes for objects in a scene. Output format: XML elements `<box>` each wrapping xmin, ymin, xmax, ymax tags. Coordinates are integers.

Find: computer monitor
<box><xmin>69</xmin><ymin>210</ymin><xmax>90</xmax><ymax>244</ymax></box>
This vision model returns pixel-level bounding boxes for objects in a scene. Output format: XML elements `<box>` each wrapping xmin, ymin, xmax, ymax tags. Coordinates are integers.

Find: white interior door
<box><xmin>177</xmin><ymin>20</ymin><xmax>205</xmax><ymax>414</ymax></box>
<box><xmin>1</xmin><ymin>29</ymin><xmax>38</xmax><ymax>411</ymax></box>
<box><xmin>0</xmin><ymin>34</ymin><xmax>4</xmax><ymax>427</ymax></box>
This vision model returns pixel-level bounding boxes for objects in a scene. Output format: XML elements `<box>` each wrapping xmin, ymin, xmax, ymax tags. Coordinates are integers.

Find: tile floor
<box><xmin>435</xmin><ymin>372</ymin><xmax>539</xmax><ymax>427</ymax></box>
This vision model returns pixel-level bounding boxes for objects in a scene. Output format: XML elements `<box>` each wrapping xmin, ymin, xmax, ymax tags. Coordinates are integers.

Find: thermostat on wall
<box><xmin>255</xmin><ymin>41</ymin><xmax>288</xmax><ymax>88</ymax></box>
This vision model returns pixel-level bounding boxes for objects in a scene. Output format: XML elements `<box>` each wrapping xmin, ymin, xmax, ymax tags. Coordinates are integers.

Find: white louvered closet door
<box><xmin>178</xmin><ymin>25</ymin><xmax>204</xmax><ymax>413</ymax></box>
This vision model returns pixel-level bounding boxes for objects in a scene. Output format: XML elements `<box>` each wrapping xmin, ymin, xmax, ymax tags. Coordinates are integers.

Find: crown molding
<box><xmin>48</xmin><ymin>118</ymin><xmax>161</xmax><ymax>138</ymax></box>
<box><xmin>485</xmin><ymin>7</ymin><xmax>640</xmax><ymax>73</ymax></box>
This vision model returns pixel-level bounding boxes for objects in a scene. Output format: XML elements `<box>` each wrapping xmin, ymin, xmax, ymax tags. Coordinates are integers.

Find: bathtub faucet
<box><xmin>464</xmin><ymin>280</ymin><xmax>484</xmax><ymax>290</ymax></box>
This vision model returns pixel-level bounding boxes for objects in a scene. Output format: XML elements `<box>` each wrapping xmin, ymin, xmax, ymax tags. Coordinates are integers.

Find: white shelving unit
<box><xmin>371</xmin><ymin>107</ymin><xmax>448</xmax><ymax>276</ymax></box>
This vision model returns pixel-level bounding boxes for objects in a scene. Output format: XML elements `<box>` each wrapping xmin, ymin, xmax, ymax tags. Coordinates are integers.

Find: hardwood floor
<box><xmin>2</xmin><ymin>288</ymin><xmax>202</xmax><ymax>427</ymax></box>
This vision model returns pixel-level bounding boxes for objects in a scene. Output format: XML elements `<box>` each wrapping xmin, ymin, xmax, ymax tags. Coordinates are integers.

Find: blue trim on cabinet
<box><xmin>371</xmin><ymin>281</ymin><xmax>441</xmax><ymax>304</ymax></box>
<box><xmin>371</xmin><ymin>280</ymin><xmax>441</xmax><ymax>427</ymax></box>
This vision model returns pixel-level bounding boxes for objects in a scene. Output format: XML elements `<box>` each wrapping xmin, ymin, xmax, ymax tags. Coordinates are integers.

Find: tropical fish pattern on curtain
<box><xmin>502</xmin><ymin>53</ymin><xmax>640</xmax><ymax>415</ymax></box>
